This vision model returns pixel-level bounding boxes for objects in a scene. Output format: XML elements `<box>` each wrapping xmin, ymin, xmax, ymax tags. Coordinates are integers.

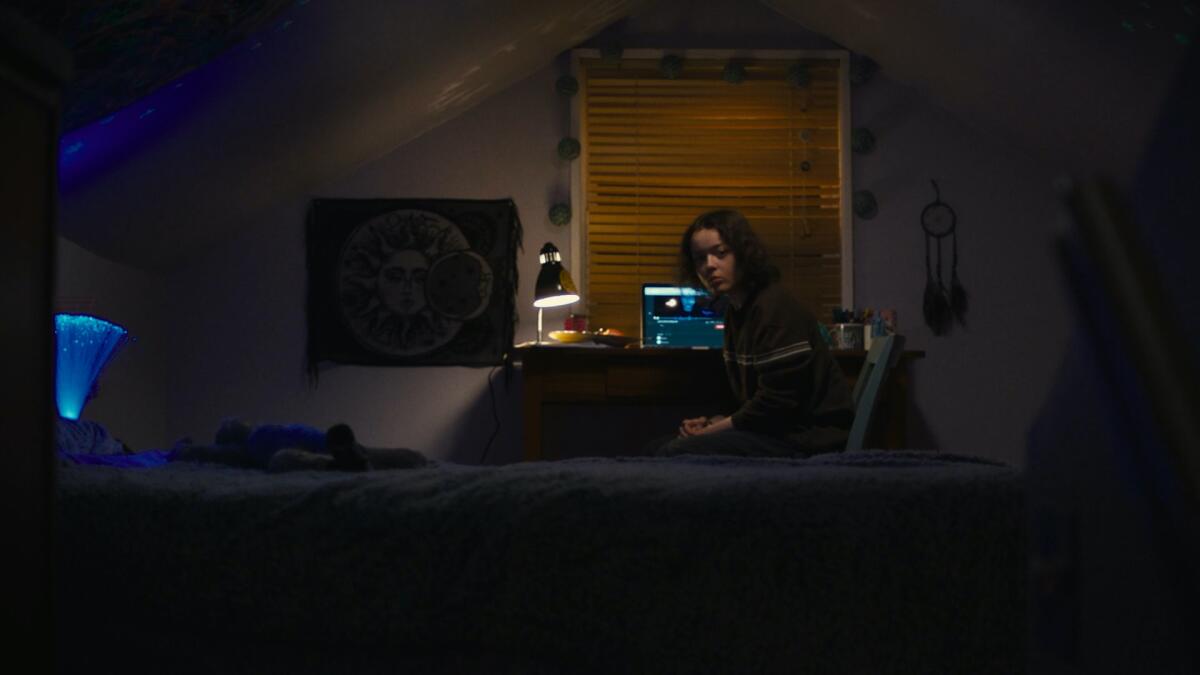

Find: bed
<box><xmin>55</xmin><ymin>451</ymin><xmax>1025</xmax><ymax>674</ymax></box>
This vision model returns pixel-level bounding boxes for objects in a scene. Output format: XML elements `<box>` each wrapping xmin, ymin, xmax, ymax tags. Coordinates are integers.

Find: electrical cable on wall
<box><xmin>478</xmin><ymin>363</ymin><xmax>502</xmax><ymax>464</ymax></box>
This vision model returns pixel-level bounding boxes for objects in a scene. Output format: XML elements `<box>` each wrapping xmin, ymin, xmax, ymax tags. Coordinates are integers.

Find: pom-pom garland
<box><xmin>600</xmin><ymin>43</ymin><xmax>623</xmax><ymax>64</ymax></box>
<box><xmin>659</xmin><ymin>54</ymin><xmax>683</xmax><ymax>79</ymax></box>
<box><xmin>786</xmin><ymin>63</ymin><xmax>810</xmax><ymax>88</ymax></box>
<box><xmin>852</xmin><ymin>190</ymin><xmax>878</xmax><ymax>219</ymax></box>
<box><xmin>851</xmin><ymin>128</ymin><xmax>876</xmax><ymax>154</ymax></box>
<box><xmin>549</xmin><ymin>203</ymin><xmax>572</xmax><ymax>226</ymax></box>
<box><xmin>722</xmin><ymin>61</ymin><xmax>746</xmax><ymax>84</ymax></box>
<box><xmin>850</xmin><ymin>55</ymin><xmax>878</xmax><ymax>85</ymax></box>
<box><xmin>556</xmin><ymin>75</ymin><xmax>579</xmax><ymax>97</ymax></box>
<box><xmin>557</xmin><ymin>137</ymin><xmax>581</xmax><ymax>161</ymax></box>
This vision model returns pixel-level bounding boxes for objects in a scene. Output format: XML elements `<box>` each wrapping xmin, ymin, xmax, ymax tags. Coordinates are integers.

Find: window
<box><xmin>569</xmin><ymin>49</ymin><xmax>852</xmax><ymax>336</ymax></box>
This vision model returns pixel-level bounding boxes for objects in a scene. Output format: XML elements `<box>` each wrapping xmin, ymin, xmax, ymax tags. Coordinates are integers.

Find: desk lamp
<box><xmin>533</xmin><ymin>242</ymin><xmax>580</xmax><ymax>343</ymax></box>
<box><xmin>54</xmin><ymin>313</ymin><xmax>131</xmax><ymax>420</ymax></box>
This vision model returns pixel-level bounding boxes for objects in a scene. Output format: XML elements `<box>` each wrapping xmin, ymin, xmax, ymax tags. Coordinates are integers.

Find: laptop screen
<box><xmin>641</xmin><ymin>284</ymin><xmax>725</xmax><ymax>348</ymax></box>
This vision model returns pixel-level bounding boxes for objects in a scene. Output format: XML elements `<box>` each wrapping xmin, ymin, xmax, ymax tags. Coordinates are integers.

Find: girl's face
<box><xmin>690</xmin><ymin>228</ymin><xmax>737</xmax><ymax>295</ymax></box>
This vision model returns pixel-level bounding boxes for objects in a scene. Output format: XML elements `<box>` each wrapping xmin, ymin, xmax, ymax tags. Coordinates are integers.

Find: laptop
<box><xmin>640</xmin><ymin>283</ymin><xmax>726</xmax><ymax>349</ymax></box>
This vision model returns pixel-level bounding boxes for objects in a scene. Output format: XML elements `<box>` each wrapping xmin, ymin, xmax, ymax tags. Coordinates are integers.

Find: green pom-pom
<box><xmin>723</xmin><ymin>61</ymin><xmax>746</xmax><ymax>84</ymax></box>
<box><xmin>850</xmin><ymin>55</ymin><xmax>878</xmax><ymax>85</ymax></box>
<box><xmin>852</xmin><ymin>190</ymin><xmax>878</xmax><ymax>219</ymax></box>
<box><xmin>600</xmin><ymin>43</ymin><xmax>623</xmax><ymax>64</ymax></box>
<box><xmin>549</xmin><ymin>203</ymin><xmax>571</xmax><ymax>226</ymax></box>
<box><xmin>851</xmin><ymin>128</ymin><xmax>876</xmax><ymax>154</ymax></box>
<box><xmin>659</xmin><ymin>54</ymin><xmax>683</xmax><ymax>79</ymax></box>
<box><xmin>556</xmin><ymin>75</ymin><xmax>579</xmax><ymax>97</ymax></box>
<box><xmin>787</xmin><ymin>63</ymin><xmax>810</xmax><ymax>88</ymax></box>
<box><xmin>557</xmin><ymin>137</ymin><xmax>581</xmax><ymax>161</ymax></box>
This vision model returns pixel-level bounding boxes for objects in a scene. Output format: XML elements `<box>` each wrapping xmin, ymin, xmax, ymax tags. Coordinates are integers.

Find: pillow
<box><xmin>56</xmin><ymin>417</ymin><xmax>127</xmax><ymax>456</ymax></box>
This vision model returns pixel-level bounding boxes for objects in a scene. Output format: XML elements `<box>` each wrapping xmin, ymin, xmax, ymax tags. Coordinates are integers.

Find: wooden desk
<box><xmin>515</xmin><ymin>345</ymin><xmax>923</xmax><ymax>461</ymax></box>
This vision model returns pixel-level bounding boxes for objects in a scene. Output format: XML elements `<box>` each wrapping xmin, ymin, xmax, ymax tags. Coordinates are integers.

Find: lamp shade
<box><xmin>533</xmin><ymin>242</ymin><xmax>580</xmax><ymax>308</ymax></box>
<box><xmin>54</xmin><ymin>313</ymin><xmax>131</xmax><ymax>420</ymax></box>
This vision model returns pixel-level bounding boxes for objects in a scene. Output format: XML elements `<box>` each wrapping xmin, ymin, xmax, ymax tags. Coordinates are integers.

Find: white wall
<box><xmin>161</xmin><ymin>61</ymin><xmax>568</xmax><ymax>463</ymax></box>
<box><xmin>55</xmin><ymin>237</ymin><xmax>169</xmax><ymax>450</ymax></box>
<box><xmin>850</xmin><ymin>75</ymin><xmax>1072</xmax><ymax>463</ymax></box>
<box><xmin>158</xmin><ymin>0</ymin><xmax>1073</xmax><ymax>466</ymax></box>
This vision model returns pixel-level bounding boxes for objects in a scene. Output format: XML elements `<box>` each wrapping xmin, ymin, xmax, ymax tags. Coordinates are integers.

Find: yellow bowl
<box><xmin>548</xmin><ymin>330</ymin><xmax>590</xmax><ymax>343</ymax></box>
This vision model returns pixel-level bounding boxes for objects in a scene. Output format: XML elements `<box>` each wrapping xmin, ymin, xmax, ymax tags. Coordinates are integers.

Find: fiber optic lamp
<box><xmin>54</xmin><ymin>313</ymin><xmax>131</xmax><ymax>420</ymax></box>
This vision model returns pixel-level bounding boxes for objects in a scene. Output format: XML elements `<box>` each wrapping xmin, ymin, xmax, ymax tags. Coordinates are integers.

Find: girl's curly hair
<box><xmin>678</xmin><ymin>209</ymin><xmax>779</xmax><ymax>293</ymax></box>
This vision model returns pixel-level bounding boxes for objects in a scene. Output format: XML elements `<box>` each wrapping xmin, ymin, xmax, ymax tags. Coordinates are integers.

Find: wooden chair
<box><xmin>846</xmin><ymin>334</ymin><xmax>901</xmax><ymax>451</ymax></box>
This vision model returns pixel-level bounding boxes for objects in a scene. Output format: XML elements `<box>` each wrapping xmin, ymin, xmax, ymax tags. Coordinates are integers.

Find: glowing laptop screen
<box><xmin>641</xmin><ymin>284</ymin><xmax>725</xmax><ymax>348</ymax></box>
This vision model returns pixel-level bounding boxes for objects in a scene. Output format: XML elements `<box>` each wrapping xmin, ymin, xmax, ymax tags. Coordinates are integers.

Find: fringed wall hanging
<box><xmin>920</xmin><ymin>180</ymin><xmax>968</xmax><ymax>335</ymax></box>
<box><xmin>305</xmin><ymin>198</ymin><xmax>521</xmax><ymax>373</ymax></box>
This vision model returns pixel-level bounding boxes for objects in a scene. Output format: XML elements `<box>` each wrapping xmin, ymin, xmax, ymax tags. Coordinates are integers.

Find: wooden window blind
<box><xmin>575</xmin><ymin>53</ymin><xmax>850</xmax><ymax>336</ymax></box>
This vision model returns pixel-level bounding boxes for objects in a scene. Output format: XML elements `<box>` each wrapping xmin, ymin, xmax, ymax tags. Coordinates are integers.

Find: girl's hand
<box><xmin>679</xmin><ymin>416</ymin><xmax>709</xmax><ymax>437</ymax></box>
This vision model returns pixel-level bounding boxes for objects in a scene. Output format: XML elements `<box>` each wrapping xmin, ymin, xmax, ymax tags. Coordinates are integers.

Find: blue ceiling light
<box><xmin>54</xmin><ymin>314</ymin><xmax>132</xmax><ymax>420</ymax></box>
<box><xmin>57</xmin><ymin>64</ymin><xmax>220</xmax><ymax>191</ymax></box>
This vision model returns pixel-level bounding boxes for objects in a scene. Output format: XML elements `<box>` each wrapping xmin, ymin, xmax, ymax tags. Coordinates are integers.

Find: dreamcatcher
<box><xmin>921</xmin><ymin>180</ymin><xmax>968</xmax><ymax>335</ymax></box>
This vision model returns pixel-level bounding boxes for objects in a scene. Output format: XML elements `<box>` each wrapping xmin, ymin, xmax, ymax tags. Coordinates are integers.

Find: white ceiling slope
<box><xmin>763</xmin><ymin>0</ymin><xmax>1184</xmax><ymax>185</ymax></box>
<box><xmin>56</xmin><ymin>0</ymin><xmax>653</xmax><ymax>270</ymax></box>
<box><xmin>58</xmin><ymin>0</ymin><xmax>1185</xmax><ymax>270</ymax></box>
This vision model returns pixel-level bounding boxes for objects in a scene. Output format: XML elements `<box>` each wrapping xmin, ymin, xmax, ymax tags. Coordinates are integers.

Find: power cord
<box><xmin>478</xmin><ymin>363</ymin><xmax>502</xmax><ymax>464</ymax></box>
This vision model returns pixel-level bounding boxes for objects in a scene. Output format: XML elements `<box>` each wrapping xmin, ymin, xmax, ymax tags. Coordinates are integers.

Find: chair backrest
<box><xmin>846</xmin><ymin>334</ymin><xmax>900</xmax><ymax>451</ymax></box>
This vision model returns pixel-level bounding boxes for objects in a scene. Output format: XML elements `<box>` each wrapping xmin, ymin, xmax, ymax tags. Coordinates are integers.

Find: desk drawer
<box><xmin>541</xmin><ymin>366</ymin><xmax>607</xmax><ymax>400</ymax></box>
<box><xmin>606</xmin><ymin>365</ymin><xmax>726</xmax><ymax>401</ymax></box>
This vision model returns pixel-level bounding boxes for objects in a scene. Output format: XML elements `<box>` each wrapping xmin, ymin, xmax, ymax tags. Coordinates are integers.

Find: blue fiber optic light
<box><xmin>54</xmin><ymin>314</ymin><xmax>131</xmax><ymax>420</ymax></box>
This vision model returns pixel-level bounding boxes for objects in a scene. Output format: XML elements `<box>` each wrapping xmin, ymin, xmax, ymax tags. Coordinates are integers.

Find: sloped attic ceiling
<box><xmin>51</xmin><ymin>0</ymin><xmax>1189</xmax><ymax>270</ymax></box>
<box><xmin>53</xmin><ymin>0</ymin><xmax>653</xmax><ymax>269</ymax></box>
<box><xmin>762</xmin><ymin>0</ymin><xmax>1190</xmax><ymax>187</ymax></box>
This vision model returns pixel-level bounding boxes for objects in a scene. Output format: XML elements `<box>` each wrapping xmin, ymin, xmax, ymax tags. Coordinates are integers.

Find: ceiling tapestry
<box><xmin>16</xmin><ymin>0</ymin><xmax>295</xmax><ymax>131</ymax></box>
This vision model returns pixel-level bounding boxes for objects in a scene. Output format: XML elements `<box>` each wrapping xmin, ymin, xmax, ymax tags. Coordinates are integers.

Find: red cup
<box><xmin>564</xmin><ymin>314</ymin><xmax>588</xmax><ymax>332</ymax></box>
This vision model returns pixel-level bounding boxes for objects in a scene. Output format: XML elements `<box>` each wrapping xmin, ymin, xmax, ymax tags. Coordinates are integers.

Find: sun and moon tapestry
<box><xmin>306</xmin><ymin>199</ymin><xmax>521</xmax><ymax>375</ymax></box>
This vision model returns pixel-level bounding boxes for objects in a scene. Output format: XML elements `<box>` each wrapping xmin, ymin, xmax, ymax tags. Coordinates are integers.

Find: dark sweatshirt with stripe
<box><xmin>723</xmin><ymin>282</ymin><xmax>854</xmax><ymax>452</ymax></box>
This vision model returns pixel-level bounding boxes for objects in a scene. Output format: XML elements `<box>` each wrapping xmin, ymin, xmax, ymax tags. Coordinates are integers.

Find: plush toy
<box><xmin>175</xmin><ymin>417</ymin><xmax>428</xmax><ymax>473</ymax></box>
